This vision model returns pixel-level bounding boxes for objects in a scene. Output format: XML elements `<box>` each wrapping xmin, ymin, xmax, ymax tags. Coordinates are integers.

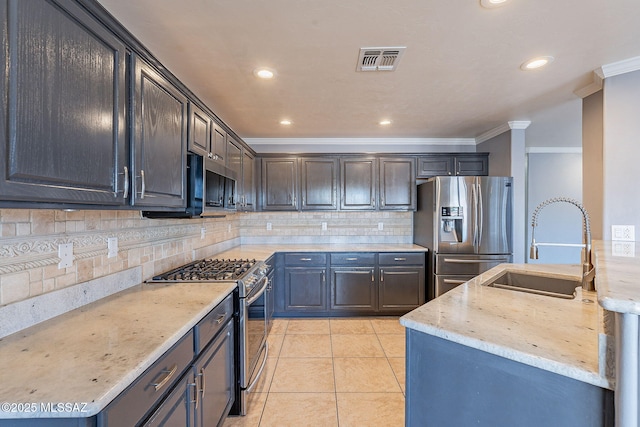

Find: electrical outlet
<box><xmin>107</xmin><ymin>237</ymin><xmax>118</xmax><ymax>258</ymax></box>
<box><xmin>266</xmin><ymin>222</ymin><xmax>272</xmax><ymax>231</ymax></box>
<box><xmin>612</xmin><ymin>225</ymin><xmax>635</xmax><ymax>241</ymax></box>
<box><xmin>378</xmin><ymin>222</ymin><xmax>384</xmax><ymax>231</ymax></box>
<box><xmin>228</xmin><ymin>224</ymin><xmax>232</xmax><ymax>233</ymax></box>
<box><xmin>321</xmin><ymin>222</ymin><xmax>327</xmax><ymax>231</ymax></box>
<box><xmin>612</xmin><ymin>242</ymin><xmax>635</xmax><ymax>257</ymax></box>
<box><xmin>58</xmin><ymin>243</ymin><xmax>73</xmax><ymax>269</ymax></box>
<box><xmin>201</xmin><ymin>227</ymin><xmax>206</xmax><ymax>240</ymax></box>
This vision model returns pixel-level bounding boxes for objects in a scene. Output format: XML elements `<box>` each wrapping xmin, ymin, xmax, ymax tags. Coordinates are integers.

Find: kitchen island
<box><xmin>400</xmin><ymin>262</ymin><xmax>614</xmax><ymax>427</ymax></box>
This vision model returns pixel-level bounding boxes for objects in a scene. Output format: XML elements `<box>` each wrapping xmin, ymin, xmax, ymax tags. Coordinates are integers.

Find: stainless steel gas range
<box><xmin>149</xmin><ymin>257</ymin><xmax>271</xmax><ymax>416</ymax></box>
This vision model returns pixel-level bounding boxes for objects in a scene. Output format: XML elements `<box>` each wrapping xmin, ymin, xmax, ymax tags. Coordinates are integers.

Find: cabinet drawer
<box><xmin>330</xmin><ymin>253</ymin><xmax>376</xmax><ymax>265</ymax></box>
<box><xmin>194</xmin><ymin>292</ymin><xmax>234</xmax><ymax>354</ymax></box>
<box><xmin>379</xmin><ymin>252</ymin><xmax>425</xmax><ymax>266</ymax></box>
<box><xmin>101</xmin><ymin>330</ymin><xmax>194</xmax><ymax>426</ymax></box>
<box><xmin>284</xmin><ymin>253</ymin><xmax>327</xmax><ymax>266</ymax></box>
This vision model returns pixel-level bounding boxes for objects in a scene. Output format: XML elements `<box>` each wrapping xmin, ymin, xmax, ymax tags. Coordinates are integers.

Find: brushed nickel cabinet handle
<box><xmin>140</xmin><ymin>169</ymin><xmax>146</xmax><ymax>199</ymax></box>
<box><xmin>200</xmin><ymin>367</ymin><xmax>206</xmax><ymax>398</ymax></box>
<box><xmin>346</xmin><ymin>257</ymin><xmax>358</xmax><ymax>261</ymax></box>
<box><xmin>122</xmin><ymin>166</ymin><xmax>129</xmax><ymax>199</ymax></box>
<box><xmin>151</xmin><ymin>364</ymin><xmax>177</xmax><ymax>391</ymax></box>
<box><xmin>300</xmin><ymin>257</ymin><xmax>312</xmax><ymax>261</ymax></box>
<box><xmin>380</xmin><ymin>269</ymin><xmax>384</xmax><ymax>282</ymax></box>
<box><xmin>216</xmin><ymin>314</ymin><xmax>226</xmax><ymax>324</ymax></box>
<box><xmin>371</xmin><ymin>269</ymin><xmax>375</xmax><ymax>282</ymax></box>
<box><xmin>394</xmin><ymin>257</ymin><xmax>407</xmax><ymax>261</ymax></box>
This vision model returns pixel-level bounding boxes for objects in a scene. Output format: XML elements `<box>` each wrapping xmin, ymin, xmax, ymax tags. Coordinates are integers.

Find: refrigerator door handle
<box><xmin>443</xmin><ymin>257</ymin><xmax>511</xmax><ymax>264</ymax></box>
<box><xmin>477</xmin><ymin>180</ymin><xmax>483</xmax><ymax>248</ymax></box>
<box><xmin>471</xmin><ymin>181</ymin><xmax>478</xmax><ymax>249</ymax></box>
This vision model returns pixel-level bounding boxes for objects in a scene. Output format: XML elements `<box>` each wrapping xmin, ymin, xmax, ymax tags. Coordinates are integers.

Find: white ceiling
<box><xmin>98</xmin><ymin>0</ymin><xmax>640</xmax><ymax>142</ymax></box>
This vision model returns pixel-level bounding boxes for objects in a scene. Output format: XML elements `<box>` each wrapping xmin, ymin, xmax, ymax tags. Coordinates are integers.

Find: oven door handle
<box><xmin>246</xmin><ymin>276</ymin><xmax>269</xmax><ymax>305</ymax></box>
<box><xmin>246</xmin><ymin>342</ymin><xmax>268</xmax><ymax>393</ymax></box>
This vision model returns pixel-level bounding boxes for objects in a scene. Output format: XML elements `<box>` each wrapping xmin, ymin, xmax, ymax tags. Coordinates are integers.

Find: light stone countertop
<box><xmin>0</xmin><ymin>281</ymin><xmax>236</xmax><ymax>419</ymax></box>
<box><xmin>593</xmin><ymin>240</ymin><xmax>640</xmax><ymax>315</ymax></box>
<box><xmin>211</xmin><ymin>243</ymin><xmax>427</xmax><ymax>261</ymax></box>
<box><xmin>400</xmin><ymin>263</ymin><xmax>611</xmax><ymax>389</ymax></box>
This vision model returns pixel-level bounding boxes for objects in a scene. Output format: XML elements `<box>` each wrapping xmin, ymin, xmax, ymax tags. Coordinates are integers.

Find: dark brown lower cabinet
<box><xmin>284</xmin><ymin>267</ymin><xmax>328</xmax><ymax>312</ymax></box>
<box><xmin>275</xmin><ymin>252</ymin><xmax>426</xmax><ymax>316</ymax></box>
<box><xmin>331</xmin><ymin>267</ymin><xmax>377</xmax><ymax>312</ymax></box>
<box><xmin>378</xmin><ymin>267</ymin><xmax>424</xmax><ymax>312</ymax></box>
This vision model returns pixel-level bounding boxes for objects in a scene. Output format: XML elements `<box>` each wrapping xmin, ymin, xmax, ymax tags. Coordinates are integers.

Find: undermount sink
<box><xmin>485</xmin><ymin>271</ymin><xmax>579</xmax><ymax>299</ymax></box>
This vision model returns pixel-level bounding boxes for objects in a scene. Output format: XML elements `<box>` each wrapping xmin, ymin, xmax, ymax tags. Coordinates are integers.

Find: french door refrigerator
<box><xmin>414</xmin><ymin>176</ymin><xmax>513</xmax><ymax>300</ymax></box>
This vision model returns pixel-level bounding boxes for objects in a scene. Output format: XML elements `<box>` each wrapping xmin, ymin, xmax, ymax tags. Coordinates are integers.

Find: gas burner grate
<box><xmin>153</xmin><ymin>258</ymin><xmax>257</xmax><ymax>281</ymax></box>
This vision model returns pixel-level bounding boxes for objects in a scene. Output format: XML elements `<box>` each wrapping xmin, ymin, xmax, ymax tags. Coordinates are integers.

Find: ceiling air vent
<box><xmin>356</xmin><ymin>47</ymin><xmax>406</xmax><ymax>72</ymax></box>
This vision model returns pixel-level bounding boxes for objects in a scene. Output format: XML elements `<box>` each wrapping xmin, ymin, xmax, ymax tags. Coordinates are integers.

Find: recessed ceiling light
<box><xmin>253</xmin><ymin>67</ymin><xmax>276</xmax><ymax>79</ymax></box>
<box><xmin>520</xmin><ymin>56</ymin><xmax>554</xmax><ymax>70</ymax></box>
<box><xmin>379</xmin><ymin>119</ymin><xmax>392</xmax><ymax>126</ymax></box>
<box><xmin>480</xmin><ymin>0</ymin><xmax>509</xmax><ymax>8</ymax></box>
<box><xmin>280</xmin><ymin>119</ymin><xmax>292</xmax><ymax>125</ymax></box>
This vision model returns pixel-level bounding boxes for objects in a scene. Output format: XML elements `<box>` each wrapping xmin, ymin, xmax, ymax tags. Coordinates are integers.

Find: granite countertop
<box><xmin>400</xmin><ymin>263</ymin><xmax>610</xmax><ymax>389</ymax></box>
<box><xmin>0</xmin><ymin>281</ymin><xmax>236</xmax><ymax>419</ymax></box>
<box><xmin>212</xmin><ymin>243</ymin><xmax>427</xmax><ymax>261</ymax></box>
<box><xmin>593</xmin><ymin>240</ymin><xmax>640</xmax><ymax>315</ymax></box>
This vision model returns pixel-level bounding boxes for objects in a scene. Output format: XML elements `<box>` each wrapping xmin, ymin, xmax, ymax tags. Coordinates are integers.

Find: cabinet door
<box><xmin>379</xmin><ymin>157</ymin><xmax>416</xmax><ymax>210</ymax></box>
<box><xmin>241</xmin><ymin>151</ymin><xmax>255</xmax><ymax>211</ymax></box>
<box><xmin>188</xmin><ymin>103</ymin><xmax>212</xmax><ymax>157</ymax></box>
<box><xmin>417</xmin><ymin>155</ymin><xmax>454</xmax><ymax>178</ymax></box>
<box><xmin>284</xmin><ymin>267</ymin><xmax>327</xmax><ymax>312</ymax></box>
<box><xmin>378</xmin><ymin>267</ymin><xmax>425</xmax><ymax>313</ymax></box>
<box><xmin>455</xmin><ymin>154</ymin><xmax>489</xmax><ymax>176</ymax></box>
<box><xmin>262</xmin><ymin>158</ymin><xmax>298</xmax><ymax>210</ymax></box>
<box><xmin>142</xmin><ymin>373</ymin><xmax>194</xmax><ymax>427</ymax></box>
<box><xmin>330</xmin><ymin>267</ymin><xmax>377</xmax><ymax>313</ymax></box>
<box><xmin>340</xmin><ymin>158</ymin><xmax>377</xmax><ymax>210</ymax></box>
<box><xmin>195</xmin><ymin>321</ymin><xmax>235</xmax><ymax>427</ymax></box>
<box><xmin>300</xmin><ymin>157</ymin><xmax>338</xmax><ymax>210</ymax></box>
<box><xmin>211</xmin><ymin>122</ymin><xmax>226</xmax><ymax>164</ymax></box>
<box><xmin>132</xmin><ymin>56</ymin><xmax>187</xmax><ymax>208</ymax></box>
<box><xmin>227</xmin><ymin>137</ymin><xmax>242</xmax><ymax>176</ymax></box>
<box><xmin>0</xmin><ymin>0</ymin><xmax>127</xmax><ymax>205</ymax></box>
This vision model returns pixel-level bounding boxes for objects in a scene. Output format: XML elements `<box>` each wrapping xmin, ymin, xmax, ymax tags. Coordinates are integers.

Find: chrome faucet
<box><xmin>529</xmin><ymin>197</ymin><xmax>596</xmax><ymax>291</ymax></box>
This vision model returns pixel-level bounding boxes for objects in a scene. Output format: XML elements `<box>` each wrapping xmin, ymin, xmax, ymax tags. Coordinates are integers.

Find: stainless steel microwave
<box><xmin>143</xmin><ymin>154</ymin><xmax>237</xmax><ymax>218</ymax></box>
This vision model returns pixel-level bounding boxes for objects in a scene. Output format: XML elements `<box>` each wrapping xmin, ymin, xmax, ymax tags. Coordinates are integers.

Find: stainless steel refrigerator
<box><xmin>414</xmin><ymin>176</ymin><xmax>513</xmax><ymax>300</ymax></box>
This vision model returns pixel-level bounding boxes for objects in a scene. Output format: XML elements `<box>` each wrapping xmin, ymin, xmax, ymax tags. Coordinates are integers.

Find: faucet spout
<box><xmin>529</xmin><ymin>197</ymin><xmax>595</xmax><ymax>291</ymax></box>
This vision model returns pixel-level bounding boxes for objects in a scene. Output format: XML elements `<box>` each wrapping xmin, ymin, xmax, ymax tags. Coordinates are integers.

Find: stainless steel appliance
<box><xmin>143</xmin><ymin>154</ymin><xmax>237</xmax><ymax>218</ymax></box>
<box><xmin>149</xmin><ymin>258</ymin><xmax>270</xmax><ymax>416</ymax></box>
<box><xmin>414</xmin><ymin>176</ymin><xmax>513</xmax><ymax>299</ymax></box>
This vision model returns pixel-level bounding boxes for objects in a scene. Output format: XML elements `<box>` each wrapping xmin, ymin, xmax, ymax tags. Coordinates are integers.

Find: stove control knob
<box><xmin>244</xmin><ymin>275</ymin><xmax>256</xmax><ymax>286</ymax></box>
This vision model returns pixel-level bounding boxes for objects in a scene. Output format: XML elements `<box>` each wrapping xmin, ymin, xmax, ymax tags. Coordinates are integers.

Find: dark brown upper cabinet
<box><xmin>0</xmin><ymin>0</ymin><xmax>128</xmax><ymax>205</ymax></box>
<box><xmin>131</xmin><ymin>55</ymin><xmax>187</xmax><ymax>208</ymax></box>
<box><xmin>379</xmin><ymin>157</ymin><xmax>416</xmax><ymax>210</ymax></box>
<box><xmin>417</xmin><ymin>153</ymin><xmax>488</xmax><ymax>178</ymax></box>
<box><xmin>187</xmin><ymin>102</ymin><xmax>212</xmax><ymax>158</ymax></box>
<box><xmin>340</xmin><ymin>158</ymin><xmax>377</xmax><ymax>210</ymax></box>
<box><xmin>300</xmin><ymin>157</ymin><xmax>339</xmax><ymax>210</ymax></box>
<box><xmin>261</xmin><ymin>158</ymin><xmax>299</xmax><ymax>210</ymax></box>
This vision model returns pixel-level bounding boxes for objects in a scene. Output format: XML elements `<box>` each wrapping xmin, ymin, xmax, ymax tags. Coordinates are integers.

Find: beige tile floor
<box><xmin>224</xmin><ymin>317</ymin><xmax>406</xmax><ymax>427</ymax></box>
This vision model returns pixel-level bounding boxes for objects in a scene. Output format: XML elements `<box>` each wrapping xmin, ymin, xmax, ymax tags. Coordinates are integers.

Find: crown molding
<box><xmin>245</xmin><ymin>137</ymin><xmax>476</xmax><ymax>146</ymax></box>
<box><xmin>575</xmin><ymin>56</ymin><xmax>640</xmax><ymax>99</ymax></box>
<box><xmin>474</xmin><ymin>121</ymin><xmax>531</xmax><ymax>144</ymax></box>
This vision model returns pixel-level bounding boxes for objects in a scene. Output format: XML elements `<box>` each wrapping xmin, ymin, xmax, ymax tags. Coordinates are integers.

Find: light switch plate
<box><xmin>378</xmin><ymin>222</ymin><xmax>384</xmax><ymax>231</ymax></box>
<box><xmin>201</xmin><ymin>227</ymin><xmax>206</xmax><ymax>240</ymax></box>
<box><xmin>58</xmin><ymin>243</ymin><xmax>73</xmax><ymax>269</ymax></box>
<box><xmin>612</xmin><ymin>225</ymin><xmax>635</xmax><ymax>241</ymax></box>
<box><xmin>321</xmin><ymin>222</ymin><xmax>327</xmax><ymax>231</ymax></box>
<box><xmin>266</xmin><ymin>222</ymin><xmax>272</xmax><ymax>231</ymax></box>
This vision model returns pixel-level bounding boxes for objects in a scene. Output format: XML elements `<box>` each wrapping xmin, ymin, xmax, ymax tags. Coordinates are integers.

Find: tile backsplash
<box><xmin>0</xmin><ymin>209</ymin><xmax>412</xmax><ymax>306</ymax></box>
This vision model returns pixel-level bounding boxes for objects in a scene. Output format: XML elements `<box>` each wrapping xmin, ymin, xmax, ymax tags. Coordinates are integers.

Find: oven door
<box><xmin>240</xmin><ymin>276</ymin><xmax>268</xmax><ymax>410</ymax></box>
